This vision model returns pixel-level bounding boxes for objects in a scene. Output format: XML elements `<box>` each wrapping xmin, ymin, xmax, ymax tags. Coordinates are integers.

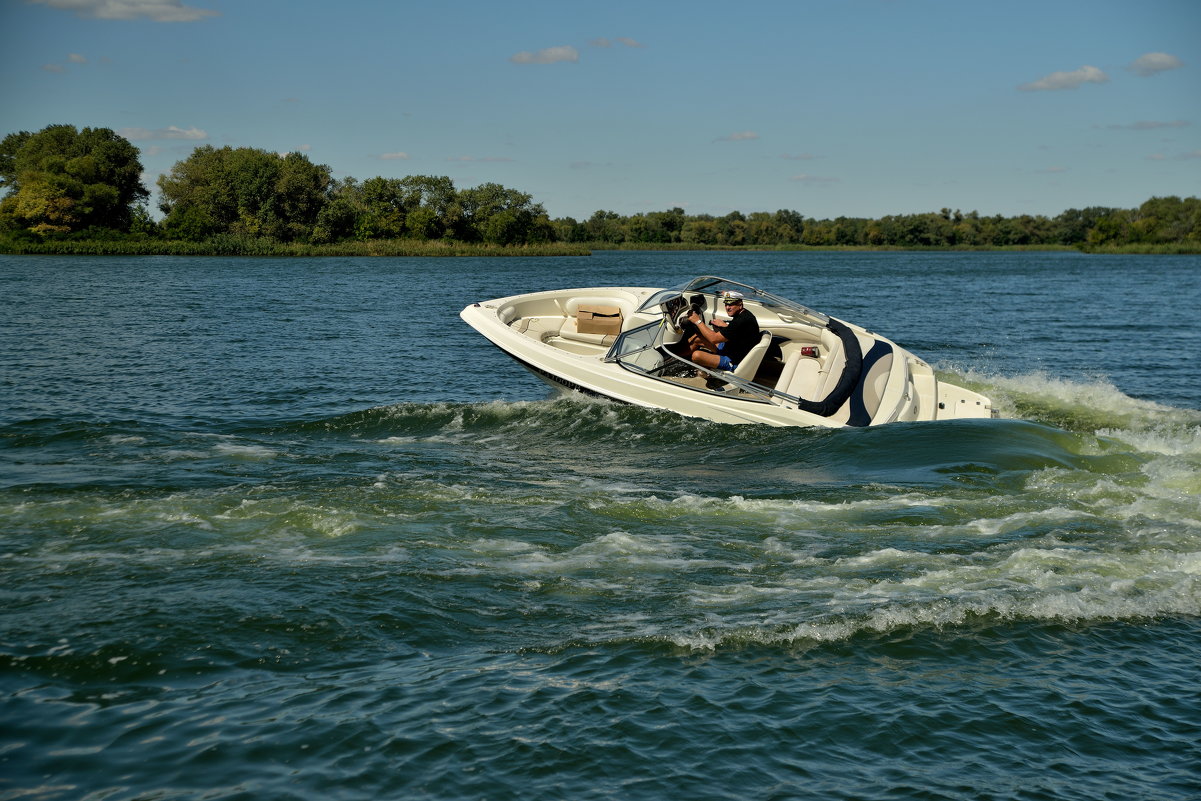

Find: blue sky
<box><xmin>1</xmin><ymin>0</ymin><xmax>1197</xmax><ymax>221</ymax></box>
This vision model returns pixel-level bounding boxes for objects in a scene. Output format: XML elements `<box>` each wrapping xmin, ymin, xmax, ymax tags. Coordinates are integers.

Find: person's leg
<box><xmin>682</xmin><ymin>332</ymin><xmax>711</xmax><ymax>357</ymax></box>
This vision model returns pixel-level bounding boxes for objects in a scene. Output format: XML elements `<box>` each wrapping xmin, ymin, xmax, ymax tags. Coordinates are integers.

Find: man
<box><xmin>683</xmin><ymin>290</ymin><xmax>760</xmax><ymax>378</ymax></box>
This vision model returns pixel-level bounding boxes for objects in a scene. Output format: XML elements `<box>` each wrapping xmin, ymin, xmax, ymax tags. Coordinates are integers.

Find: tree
<box><xmin>681</xmin><ymin>218</ymin><xmax>719</xmax><ymax>245</ymax></box>
<box><xmin>157</xmin><ymin>146</ymin><xmax>332</xmax><ymax>241</ymax></box>
<box><xmin>311</xmin><ymin>178</ymin><xmax>362</xmax><ymax>244</ymax></box>
<box><xmin>0</xmin><ymin>124</ymin><xmax>148</xmax><ymax>234</ymax></box>
<box><xmin>356</xmin><ymin>177</ymin><xmax>409</xmax><ymax>239</ymax></box>
<box><xmin>1051</xmin><ymin>206</ymin><xmax>1118</xmax><ymax>245</ymax></box>
<box><xmin>456</xmin><ymin>183</ymin><xmax>547</xmax><ymax>244</ymax></box>
<box><xmin>398</xmin><ymin>175</ymin><xmax>457</xmax><ymax>239</ymax></box>
<box><xmin>584</xmin><ymin>210</ymin><xmax>625</xmax><ymax>243</ymax></box>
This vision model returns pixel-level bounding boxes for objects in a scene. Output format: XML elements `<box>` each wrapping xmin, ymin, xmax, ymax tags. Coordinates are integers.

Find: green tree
<box><xmin>1130</xmin><ymin>196</ymin><xmax>1201</xmax><ymax>244</ymax></box>
<box><xmin>584</xmin><ymin>210</ymin><xmax>625</xmax><ymax>243</ymax></box>
<box><xmin>680</xmin><ymin>217</ymin><xmax>719</xmax><ymax>245</ymax></box>
<box><xmin>311</xmin><ymin>178</ymin><xmax>363</xmax><ymax>244</ymax></box>
<box><xmin>0</xmin><ymin>124</ymin><xmax>148</xmax><ymax>234</ymax></box>
<box><xmin>626</xmin><ymin>213</ymin><xmax>671</xmax><ymax>243</ymax></box>
<box><xmin>1086</xmin><ymin>214</ymin><xmax>1126</xmax><ymax>248</ymax></box>
<box><xmin>1051</xmin><ymin>206</ymin><xmax>1118</xmax><ymax>245</ymax></box>
<box><xmin>551</xmin><ymin>216</ymin><xmax>587</xmax><ymax>242</ymax></box>
<box><xmin>357</xmin><ymin>176</ymin><xmax>409</xmax><ymax>239</ymax></box>
<box><xmin>157</xmin><ymin>146</ymin><xmax>332</xmax><ymax>241</ymax></box>
<box><xmin>455</xmin><ymin>182</ymin><xmax>548</xmax><ymax>244</ymax></box>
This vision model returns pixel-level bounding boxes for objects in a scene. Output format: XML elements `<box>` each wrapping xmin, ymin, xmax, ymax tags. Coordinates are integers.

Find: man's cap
<box><xmin>721</xmin><ymin>291</ymin><xmax>745</xmax><ymax>304</ymax></box>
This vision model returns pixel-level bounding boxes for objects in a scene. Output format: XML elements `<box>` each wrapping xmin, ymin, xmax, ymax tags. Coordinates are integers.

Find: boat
<box><xmin>459</xmin><ymin>275</ymin><xmax>995</xmax><ymax>427</ymax></box>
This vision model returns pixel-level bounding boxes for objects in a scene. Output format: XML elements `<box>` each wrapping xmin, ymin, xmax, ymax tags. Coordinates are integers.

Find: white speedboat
<box><xmin>459</xmin><ymin>276</ymin><xmax>994</xmax><ymax>427</ymax></box>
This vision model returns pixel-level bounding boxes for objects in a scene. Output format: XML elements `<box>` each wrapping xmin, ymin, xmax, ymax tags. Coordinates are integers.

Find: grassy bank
<box><xmin>584</xmin><ymin>242</ymin><xmax>1083</xmax><ymax>253</ymax></box>
<box><xmin>0</xmin><ymin>236</ymin><xmax>592</xmax><ymax>257</ymax></box>
<box><xmin>1076</xmin><ymin>241</ymin><xmax>1201</xmax><ymax>255</ymax></box>
<box><xmin>2</xmin><ymin>237</ymin><xmax>1197</xmax><ymax>257</ymax></box>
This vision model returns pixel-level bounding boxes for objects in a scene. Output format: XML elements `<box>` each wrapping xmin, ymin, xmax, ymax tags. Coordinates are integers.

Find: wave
<box><xmin>5</xmin><ymin>372</ymin><xmax>1197</xmax><ymax>658</ymax></box>
<box><xmin>6</xmin><ymin>367</ymin><xmax>1196</xmax><ymax>447</ymax></box>
<box><xmin>944</xmin><ymin>368</ymin><xmax>1201</xmax><ymax>434</ymax></box>
<box><xmin>5</xmin><ymin>373</ymin><xmax>1199</xmax><ymax>501</ymax></box>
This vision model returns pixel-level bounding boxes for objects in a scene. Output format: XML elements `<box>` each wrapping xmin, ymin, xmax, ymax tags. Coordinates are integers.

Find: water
<box><xmin>2</xmin><ymin>251</ymin><xmax>1199</xmax><ymax>800</ymax></box>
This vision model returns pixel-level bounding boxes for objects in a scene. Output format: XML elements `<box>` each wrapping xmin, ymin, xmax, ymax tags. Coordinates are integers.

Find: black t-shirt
<box><xmin>719</xmin><ymin>308</ymin><xmax>760</xmax><ymax>363</ymax></box>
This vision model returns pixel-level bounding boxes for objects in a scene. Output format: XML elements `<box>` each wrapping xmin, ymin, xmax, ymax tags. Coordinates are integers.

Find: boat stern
<box><xmin>934</xmin><ymin>380</ymin><xmax>996</xmax><ymax>420</ymax></box>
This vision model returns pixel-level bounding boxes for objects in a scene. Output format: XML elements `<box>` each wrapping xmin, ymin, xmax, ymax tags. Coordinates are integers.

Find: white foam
<box><xmin>104</xmin><ymin>434</ymin><xmax>146</xmax><ymax>445</ymax></box>
<box><xmin>213</xmin><ymin>442</ymin><xmax>278</xmax><ymax>460</ymax></box>
<box><xmin>1098</xmin><ymin>423</ymin><xmax>1201</xmax><ymax>457</ymax></box>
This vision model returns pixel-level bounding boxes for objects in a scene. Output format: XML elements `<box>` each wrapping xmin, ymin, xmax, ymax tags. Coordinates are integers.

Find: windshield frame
<box><xmin>634</xmin><ymin>275</ymin><xmax>829</xmax><ymax>325</ymax></box>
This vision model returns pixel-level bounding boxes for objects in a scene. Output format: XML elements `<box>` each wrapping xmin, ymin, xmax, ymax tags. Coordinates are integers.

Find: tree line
<box><xmin>569</xmin><ymin>198</ymin><xmax>1200</xmax><ymax>251</ymax></box>
<box><xmin>2</xmin><ymin>124</ymin><xmax>1198</xmax><ymax>253</ymax></box>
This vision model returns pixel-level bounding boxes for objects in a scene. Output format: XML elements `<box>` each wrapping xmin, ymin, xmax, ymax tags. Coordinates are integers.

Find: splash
<box><xmin>949</xmin><ymin>368</ymin><xmax>1200</xmax><ymax>433</ymax></box>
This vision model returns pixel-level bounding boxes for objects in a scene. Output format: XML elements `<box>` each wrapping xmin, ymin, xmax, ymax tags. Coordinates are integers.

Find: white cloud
<box><xmin>1018</xmin><ymin>65</ymin><xmax>1108</xmax><ymax>91</ymax></box>
<box><xmin>616</xmin><ymin>37</ymin><xmax>642</xmax><ymax>48</ymax></box>
<box><xmin>379</xmin><ymin>152</ymin><xmax>410</xmax><ymax>160</ymax></box>
<box><xmin>42</xmin><ymin>52</ymin><xmax>89</xmax><ymax>72</ymax></box>
<box><xmin>717</xmin><ymin>131</ymin><xmax>760</xmax><ymax>142</ymax></box>
<box><xmin>780</xmin><ymin>153</ymin><xmax>816</xmax><ymax>160</ymax></box>
<box><xmin>29</xmin><ymin>0</ymin><xmax>219</xmax><ymax>22</ymax></box>
<box><xmin>790</xmin><ymin>174</ymin><xmax>838</xmax><ymax>184</ymax></box>
<box><xmin>1037</xmin><ymin>166</ymin><xmax>1069</xmax><ymax>174</ymax></box>
<box><xmin>510</xmin><ymin>45</ymin><xmax>579</xmax><ymax>65</ymax></box>
<box><xmin>120</xmin><ymin>125</ymin><xmax>208</xmax><ymax>140</ymax></box>
<box><xmin>1127</xmin><ymin>52</ymin><xmax>1183</xmax><ymax>77</ymax></box>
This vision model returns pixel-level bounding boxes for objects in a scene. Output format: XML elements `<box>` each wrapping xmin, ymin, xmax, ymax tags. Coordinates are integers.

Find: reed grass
<box><xmin>1078</xmin><ymin>241</ymin><xmax>1201</xmax><ymax>255</ymax></box>
<box><xmin>0</xmin><ymin>236</ymin><xmax>592</xmax><ymax>257</ymax></box>
<box><xmin>580</xmin><ymin>241</ymin><xmax>1080</xmax><ymax>253</ymax></box>
<box><xmin>4</xmin><ymin>235</ymin><xmax>1195</xmax><ymax>257</ymax></box>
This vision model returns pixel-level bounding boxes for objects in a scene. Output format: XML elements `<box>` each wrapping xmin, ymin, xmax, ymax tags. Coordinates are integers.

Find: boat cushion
<box><xmin>778</xmin><ymin>351</ymin><xmax>821</xmax><ymax>397</ymax></box>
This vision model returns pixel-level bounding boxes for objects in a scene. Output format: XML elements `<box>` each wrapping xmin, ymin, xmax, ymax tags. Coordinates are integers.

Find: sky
<box><xmin>1</xmin><ymin>0</ymin><xmax>1198</xmax><ymax>221</ymax></box>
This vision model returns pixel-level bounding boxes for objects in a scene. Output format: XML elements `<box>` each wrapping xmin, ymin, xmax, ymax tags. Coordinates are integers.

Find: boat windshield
<box><xmin>602</xmin><ymin>318</ymin><xmax>776</xmax><ymax>403</ymax></box>
<box><xmin>634</xmin><ymin>275</ymin><xmax>829</xmax><ymax>324</ymax></box>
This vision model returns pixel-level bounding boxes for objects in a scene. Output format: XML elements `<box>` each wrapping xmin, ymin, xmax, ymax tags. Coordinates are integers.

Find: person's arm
<box><xmin>689</xmin><ymin>311</ymin><xmax>727</xmax><ymax>346</ymax></box>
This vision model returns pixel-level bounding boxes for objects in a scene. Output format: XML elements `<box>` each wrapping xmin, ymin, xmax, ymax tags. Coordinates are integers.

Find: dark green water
<box><xmin>2</xmin><ymin>252</ymin><xmax>1199</xmax><ymax>800</ymax></box>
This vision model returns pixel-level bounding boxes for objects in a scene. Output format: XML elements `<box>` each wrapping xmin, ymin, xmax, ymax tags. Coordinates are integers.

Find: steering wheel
<box><xmin>680</xmin><ymin>296</ymin><xmax>706</xmax><ymax>330</ymax></box>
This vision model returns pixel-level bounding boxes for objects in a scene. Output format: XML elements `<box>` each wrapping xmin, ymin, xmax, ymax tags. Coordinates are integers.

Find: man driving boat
<box><xmin>682</xmin><ymin>291</ymin><xmax>760</xmax><ymax>379</ymax></box>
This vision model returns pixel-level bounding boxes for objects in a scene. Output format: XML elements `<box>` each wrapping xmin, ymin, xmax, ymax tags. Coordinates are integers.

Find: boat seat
<box><xmin>780</xmin><ymin>330</ymin><xmax>846</xmax><ymax>401</ymax></box>
<box><xmin>724</xmin><ymin>330</ymin><xmax>773</xmax><ymax>382</ymax></box>
<box><xmin>777</xmin><ymin>349</ymin><xmax>821</xmax><ymax>397</ymax></box>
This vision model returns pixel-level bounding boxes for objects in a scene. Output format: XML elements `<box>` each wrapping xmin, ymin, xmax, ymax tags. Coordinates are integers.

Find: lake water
<box><xmin>2</xmin><ymin>251</ymin><xmax>1199</xmax><ymax>800</ymax></box>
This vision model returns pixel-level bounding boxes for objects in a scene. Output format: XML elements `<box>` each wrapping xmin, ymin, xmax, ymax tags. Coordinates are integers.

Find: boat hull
<box><xmin>460</xmin><ymin>281</ymin><xmax>994</xmax><ymax>428</ymax></box>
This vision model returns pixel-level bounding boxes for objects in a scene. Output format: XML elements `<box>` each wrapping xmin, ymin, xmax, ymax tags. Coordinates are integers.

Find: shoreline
<box><xmin>2</xmin><ymin>240</ymin><xmax>1196</xmax><ymax>257</ymax></box>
